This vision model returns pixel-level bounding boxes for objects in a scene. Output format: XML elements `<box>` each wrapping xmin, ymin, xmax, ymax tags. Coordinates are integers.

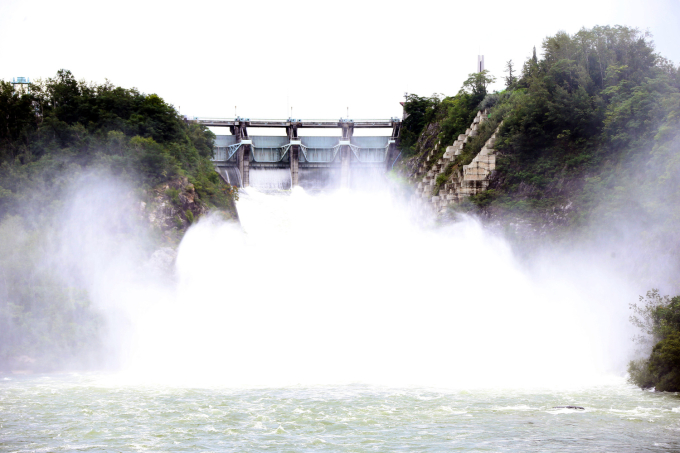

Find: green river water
<box><xmin>2</xmin><ymin>374</ymin><xmax>679</xmax><ymax>452</ymax></box>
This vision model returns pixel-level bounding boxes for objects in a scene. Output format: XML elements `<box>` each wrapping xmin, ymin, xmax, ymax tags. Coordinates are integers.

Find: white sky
<box><xmin>2</xmin><ymin>0</ymin><xmax>679</xmax><ymax>122</ymax></box>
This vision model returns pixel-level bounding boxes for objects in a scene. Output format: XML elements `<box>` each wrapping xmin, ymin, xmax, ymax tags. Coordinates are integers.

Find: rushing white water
<box><xmin>248</xmin><ymin>168</ymin><xmax>292</xmax><ymax>190</ymax></box>
<box><xmin>5</xmin><ymin>179</ymin><xmax>672</xmax><ymax>452</ymax></box>
<box><xmin>119</xmin><ymin>186</ymin><xmax>638</xmax><ymax>388</ymax></box>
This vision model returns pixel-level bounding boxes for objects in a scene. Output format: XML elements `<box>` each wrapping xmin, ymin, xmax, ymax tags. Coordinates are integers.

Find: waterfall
<box><xmin>248</xmin><ymin>168</ymin><xmax>292</xmax><ymax>191</ymax></box>
<box><xmin>122</xmin><ymin>186</ymin><xmax>637</xmax><ymax>388</ymax></box>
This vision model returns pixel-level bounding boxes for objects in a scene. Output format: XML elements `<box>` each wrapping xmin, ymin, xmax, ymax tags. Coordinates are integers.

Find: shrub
<box><xmin>649</xmin><ymin>332</ymin><xmax>680</xmax><ymax>391</ymax></box>
<box><xmin>627</xmin><ymin>358</ymin><xmax>655</xmax><ymax>389</ymax></box>
<box><xmin>165</xmin><ymin>188</ymin><xmax>180</xmax><ymax>205</ymax></box>
<box><xmin>174</xmin><ymin>215</ymin><xmax>183</xmax><ymax>229</ymax></box>
<box><xmin>629</xmin><ymin>290</ymin><xmax>680</xmax><ymax>391</ymax></box>
<box><xmin>478</xmin><ymin>93</ymin><xmax>500</xmax><ymax>110</ymax></box>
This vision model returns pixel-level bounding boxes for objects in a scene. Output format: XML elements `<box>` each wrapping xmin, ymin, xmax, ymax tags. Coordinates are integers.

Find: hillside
<box><xmin>395</xmin><ymin>26</ymin><xmax>680</xmax><ymax>390</ymax></box>
<box><xmin>397</xmin><ymin>26</ymin><xmax>680</xmax><ymax>280</ymax></box>
<box><xmin>0</xmin><ymin>70</ymin><xmax>238</xmax><ymax>371</ymax></box>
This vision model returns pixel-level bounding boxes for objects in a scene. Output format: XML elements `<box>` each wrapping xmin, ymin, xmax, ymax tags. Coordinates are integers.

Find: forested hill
<box><xmin>0</xmin><ymin>69</ymin><xmax>237</xmax><ymax>227</ymax></box>
<box><xmin>0</xmin><ymin>70</ymin><xmax>237</xmax><ymax>372</ymax></box>
<box><xmin>483</xmin><ymin>26</ymin><xmax>679</xmax><ymax>226</ymax></box>
<box><xmin>396</xmin><ymin>26</ymin><xmax>680</xmax><ymax>392</ymax></box>
<box><xmin>398</xmin><ymin>26</ymin><xmax>680</xmax><ymax>274</ymax></box>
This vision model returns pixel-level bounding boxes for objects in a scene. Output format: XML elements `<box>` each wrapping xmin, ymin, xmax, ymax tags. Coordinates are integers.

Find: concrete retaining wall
<box><xmin>411</xmin><ymin>109</ymin><xmax>502</xmax><ymax>216</ymax></box>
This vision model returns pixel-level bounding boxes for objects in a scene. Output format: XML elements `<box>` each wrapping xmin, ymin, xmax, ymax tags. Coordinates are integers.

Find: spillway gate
<box><xmin>192</xmin><ymin>117</ymin><xmax>402</xmax><ymax>189</ymax></box>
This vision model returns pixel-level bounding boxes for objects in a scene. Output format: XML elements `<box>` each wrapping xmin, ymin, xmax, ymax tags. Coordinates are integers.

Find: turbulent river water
<box><xmin>2</xmin><ymin>185</ymin><xmax>680</xmax><ymax>451</ymax></box>
<box><xmin>2</xmin><ymin>374</ymin><xmax>680</xmax><ymax>451</ymax></box>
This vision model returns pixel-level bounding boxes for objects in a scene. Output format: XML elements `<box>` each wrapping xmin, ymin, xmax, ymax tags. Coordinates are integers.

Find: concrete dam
<box><xmin>195</xmin><ymin>117</ymin><xmax>402</xmax><ymax>190</ymax></box>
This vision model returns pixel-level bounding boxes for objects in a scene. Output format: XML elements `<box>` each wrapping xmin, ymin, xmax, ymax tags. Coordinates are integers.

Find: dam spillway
<box><xmin>191</xmin><ymin>117</ymin><xmax>402</xmax><ymax>190</ymax></box>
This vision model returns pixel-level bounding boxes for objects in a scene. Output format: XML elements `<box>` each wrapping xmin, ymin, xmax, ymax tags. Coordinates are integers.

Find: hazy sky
<box><xmin>2</xmin><ymin>0</ymin><xmax>679</xmax><ymax>120</ymax></box>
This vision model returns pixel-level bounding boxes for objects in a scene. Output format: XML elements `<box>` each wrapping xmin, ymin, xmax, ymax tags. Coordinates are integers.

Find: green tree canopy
<box><xmin>629</xmin><ymin>290</ymin><xmax>680</xmax><ymax>391</ymax></box>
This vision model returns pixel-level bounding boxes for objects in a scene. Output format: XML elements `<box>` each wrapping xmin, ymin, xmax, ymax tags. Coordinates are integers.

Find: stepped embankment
<box><xmin>410</xmin><ymin>109</ymin><xmax>502</xmax><ymax>216</ymax></box>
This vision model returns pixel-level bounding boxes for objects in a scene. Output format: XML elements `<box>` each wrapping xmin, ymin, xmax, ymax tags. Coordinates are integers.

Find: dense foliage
<box><xmin>400</xmin><ymin>71</ymin><xmax>496</xmax><ymax>156</ymax></box>
<box><xmin>0</xmin><ymin>70</ymin><xmax>235</xmax><ymax>371</ymax></box>
<box><xmin>399</xmin><ymin>26</ymin><xmax>680</xmax><ymax>390</ymax></box>
<box><xmin>402</xmin><ymin>26</ymin><xmax>680</xmax><ymax>271</ymax></box>
<box><xmin>0</xmin><ymin>70</ymin><xmax>234</xmax><ymax>221</ymax></box>
<box><xmin>471</xmin><ymin>26</ymin><xmax>680</xmax><ymax>221</ymax></box>
<box><xmin>628</xmin><ymin>290</ymin><xmax>680</xmax><ymax>391</ymax></box>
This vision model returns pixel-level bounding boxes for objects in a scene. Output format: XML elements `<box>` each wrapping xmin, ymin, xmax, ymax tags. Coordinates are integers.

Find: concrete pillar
<box><xmin>233</xmin><ymin>119</ymin><xmax>250</xmax><ymax>187</ymax></box>
<box><xmin>290</xmin><ymin>145</ymin><xmax>299</xmax><ymax>187</ymax></box>
<box><xmin>287</xmin><ymin>123</ymin><xmax>300</xmax><ymax>188</ymax></box>
<box><xmin>238</xmin><ymin>145</ymin><xmax>250</xmax><ymax>187</ymax></box>
<box><xmin>340</xmin><ymin>122</ymin><xmax>353</xmax><ymax>189</ymax></box>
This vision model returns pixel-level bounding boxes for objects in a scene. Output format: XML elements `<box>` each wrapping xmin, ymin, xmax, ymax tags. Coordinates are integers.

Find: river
<box><xmin>2</xmin><ymin>374</ymin><xmax>680</xmax><ymax>451</ymax></box>
<box><xmin>2</xmin><ymin>186</ymin><xmax>679</xmax><ymax>451</ymax></box>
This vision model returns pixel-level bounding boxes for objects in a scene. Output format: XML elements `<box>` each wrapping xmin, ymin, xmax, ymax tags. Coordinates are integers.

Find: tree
<box><xmin>0</xmin><ymin>81</ymin><xmax>36</xmax><ymax>161</ymax></box>
<box><xmin>0</xmin><ymin>70</ymin><xmax>240</xmax><ymax>372</ymax></box>
<box><xmin>504</xmin><ymin>60</ymin><xmax>517</xmax><ymax>88</ymax></box>
<box><xmin>648</xmin><ymin>332</ymin><xmax>680</xmax><ymax>391</ymax></box>
<box><xmin>462</xmin><ymin>70</ymin><xmax>496</xmax><ymax>99</ymax></box>
<box><xmin>628</xmin><ymin>290</ymin><xmax>680</xmax><ymax>391</ymax></box>
<box><xmin>629</xmin><ymin>289</ymin><xmax>677</xmax><ymax>345</ymax></box>
<box><xmin>399</xmin><ymin>94</ymin><xmax>442</xmax><ymax>154</ymax></box>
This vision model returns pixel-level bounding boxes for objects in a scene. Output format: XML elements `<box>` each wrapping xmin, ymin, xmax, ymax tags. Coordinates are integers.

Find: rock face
<box><xmin>410</xmin><ymin>109</ymin><xmax>502</xmax><ymax>217</ymax></box>
<box><xmin>140</xmin><ymin>177</ymin><xmax>206</xmax><ymax>240</ymax></box>
<box><xmin>404</xmin><ymin>122</ymin><xmax>443</xmax><ymax>180</ymax></box>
